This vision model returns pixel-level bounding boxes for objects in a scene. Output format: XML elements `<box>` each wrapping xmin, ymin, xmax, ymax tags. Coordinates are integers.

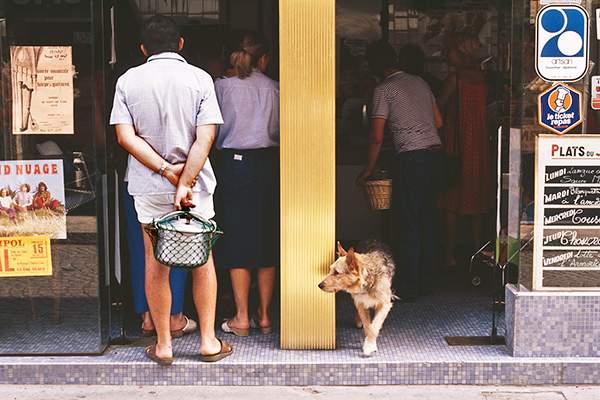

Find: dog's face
<box><xmin>318</xmin><ymin>242</ymin><xmax>364</xmax><ymax>294</ymax></box>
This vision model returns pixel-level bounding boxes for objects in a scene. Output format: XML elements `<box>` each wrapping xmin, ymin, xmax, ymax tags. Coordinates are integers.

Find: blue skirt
<box><xmin>212</xmin><ymin>148</ymin><xmax>280</xmax><ymax>269</ymax></box>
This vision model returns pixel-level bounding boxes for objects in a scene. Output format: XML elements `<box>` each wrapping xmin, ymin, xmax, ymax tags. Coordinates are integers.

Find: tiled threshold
<box><xmin>2</xmin><ymin>283</ymin><xmax>599</xmax><ymax>385</ymax></box>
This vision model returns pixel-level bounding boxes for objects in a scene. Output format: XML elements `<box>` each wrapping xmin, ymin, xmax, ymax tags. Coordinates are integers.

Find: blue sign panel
<box><xmin>536</xmin><ymin>5</ymin><xmax>589</xmax><ymax>82</ymax></box>
<box><xmin>538</xmin><ymin>83</ymin><xmax>582</xmax><ymax>134</ymax></box>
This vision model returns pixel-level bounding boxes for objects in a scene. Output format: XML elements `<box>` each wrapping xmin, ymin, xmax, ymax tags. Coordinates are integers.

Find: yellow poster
<box><xmin>0</xmin><ymin>236</ymin><xmax>52</xmax><ymax>277</ymax></box>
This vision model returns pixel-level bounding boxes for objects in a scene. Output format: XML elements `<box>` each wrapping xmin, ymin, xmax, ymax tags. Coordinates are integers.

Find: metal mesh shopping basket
<box><xmin>144</xmin><ymin>210</ymin><xmax>223</xmax><ymax>273</ymax></box>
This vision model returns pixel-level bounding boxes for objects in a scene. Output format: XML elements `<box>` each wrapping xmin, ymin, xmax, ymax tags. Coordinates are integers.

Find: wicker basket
<box><xmin>360</xmin><ymin>179</ymin><xmax>392</xmax><ymax>210</ymax></box>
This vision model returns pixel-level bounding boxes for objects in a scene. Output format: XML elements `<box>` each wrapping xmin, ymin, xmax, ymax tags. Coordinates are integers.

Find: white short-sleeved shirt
<box><xmin>110</xmin><ymin>52</ymin><xmax>223</xmax><ymax>196</ymax></box>
<box><xmin>214</xmin><ymin>69</ymin><xmax>279</xmax><ymax>150</ymax></box>
<box><xmin>371</xmin><ymin>71</ymin><xmax>441</xmax><ymax>154</ymax></box>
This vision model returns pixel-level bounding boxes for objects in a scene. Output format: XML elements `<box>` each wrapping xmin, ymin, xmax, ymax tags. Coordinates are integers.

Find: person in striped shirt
<box><xmin>357</xmin><ymin>40</ymin><xmax>444</xmax><ymax>304</ymax></box>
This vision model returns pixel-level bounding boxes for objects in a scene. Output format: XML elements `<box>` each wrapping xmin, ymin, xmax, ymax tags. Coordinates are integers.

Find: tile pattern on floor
<box><xmin>2</xmin><ymin>276</ymin><xmax>599</xmax><ymax>386</ymax></box>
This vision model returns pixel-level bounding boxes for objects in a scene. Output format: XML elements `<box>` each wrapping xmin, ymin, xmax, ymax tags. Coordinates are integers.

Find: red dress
<box><xmin>437</xmin><ymin>79</ymin><xmax>490</xmax><ymax>215</ymax></box>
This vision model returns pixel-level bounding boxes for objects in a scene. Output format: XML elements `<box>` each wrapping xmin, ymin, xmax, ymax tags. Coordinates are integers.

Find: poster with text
<box><xmin>0</xmin><ymin>160</ymin><xmax>66</xmax><ymax>239</ymax></box>
<box><xmin>534</xmin><ymin>135</ymin><xmax>600</xmax><ymax>290</ymax></box>
<box><xmin>0</xmin><ymin>236</ymin><xmax>52</xmax><ymax>277</ymax></box>
<box><xmin>11</xmin><ymin>46</ymin><xmax>74</xmax><ymax>135</ymax></box>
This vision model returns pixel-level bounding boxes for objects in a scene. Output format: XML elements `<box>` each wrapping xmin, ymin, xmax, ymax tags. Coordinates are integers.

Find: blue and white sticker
<box><xmin>536</xmin><ymin>5</ymin><xmax>589</xmax><ymax>82</ymax></box>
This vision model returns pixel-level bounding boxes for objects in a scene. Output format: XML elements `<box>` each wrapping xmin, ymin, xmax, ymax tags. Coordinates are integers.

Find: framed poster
<box><xmin>0</xmin><ymin>160</ymin><xmax>66</xmax><ymax>240</ymax></box>
<box><xmin>534</xmin><ymin>135</ymin><xmax>600</xmax><ymax>290</ymax></box>
<box><xmin>10</xmin><ymin>46</ymin><xmax>74</xmax><ymax>135</ymax></box>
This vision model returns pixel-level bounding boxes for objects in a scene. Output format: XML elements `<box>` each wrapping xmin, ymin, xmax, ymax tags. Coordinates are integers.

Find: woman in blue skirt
<box><xmin>213</xmin><ymin>31</ymin><xmax>279</xmax><ymax>336</ymax></box>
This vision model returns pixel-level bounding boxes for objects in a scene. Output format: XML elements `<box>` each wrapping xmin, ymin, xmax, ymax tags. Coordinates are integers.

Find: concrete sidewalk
<box><xmin>3</xmin><ymin>385</ymin><xmax>600</xmax><ymax>399</ymax></box>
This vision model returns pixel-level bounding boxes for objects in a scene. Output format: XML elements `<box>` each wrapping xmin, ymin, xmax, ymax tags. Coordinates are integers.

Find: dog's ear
<box><xmin>337</xmin><ymin>241</ymin><xmax>347</xmax><ymax>257</ymax></box>
<box><xmin>345</xmin><ymin>247</ymin><xmax>361</xmax><ymax>275</ymax></box>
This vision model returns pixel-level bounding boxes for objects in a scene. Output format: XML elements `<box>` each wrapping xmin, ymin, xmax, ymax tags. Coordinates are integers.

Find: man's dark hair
<box><xmin>365</xmin><ymin>40</ymin><xmax>398</xmax><ymax>78</ymax></box>
<box><xmin>140</xmin><ymin>15</ymin><xmax>181</xmax><ymax>56</ymax></box>
<box><xmin>398</xmin><ymin>43</ymin><xmax>426</xmax><ymax>75</ymax></box>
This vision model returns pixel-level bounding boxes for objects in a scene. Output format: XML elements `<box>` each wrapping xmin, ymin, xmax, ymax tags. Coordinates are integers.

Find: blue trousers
<box><xmin>123</xmin><ymin>182</ymin><xmax>187</xmax><ymax>315</ymax></box>
<box><xmin>391</xmin><ymin>150</ymin><xmax>445</xmax><ymax>298</ymax></box>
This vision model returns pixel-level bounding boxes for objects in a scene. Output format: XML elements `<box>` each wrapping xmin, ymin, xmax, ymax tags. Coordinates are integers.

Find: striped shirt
<box><xmin>214</xmin><ymin>69</ymin><xmax>280</xmax><ymax>150</ymax></box>
<box><xmin>371</xmin><ymin>71</ymin><xmax>441</xmax><ymax>153</ymax></box>
<box><xmin>110</xmin><ymin>52</ymin><xmax>223</xmax><ymax>196</ymax></box>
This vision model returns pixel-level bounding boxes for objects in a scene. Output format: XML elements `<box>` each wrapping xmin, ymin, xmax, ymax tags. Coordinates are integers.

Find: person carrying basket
<box><xmin>356</xmin><ymin>40</ymin><xmax>444</xmax><ymax>304</ymax></box>
<box><xmin>111</xmin><ymin>15</ymin><xmax>233</xmax><ymax>365</ymax></box>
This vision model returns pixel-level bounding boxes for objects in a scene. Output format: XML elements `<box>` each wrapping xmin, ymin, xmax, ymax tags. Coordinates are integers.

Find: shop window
<box><xmin>0</xmin><ymin>1</ymin><xmax>108</xmax><ymax>354</ymax></box>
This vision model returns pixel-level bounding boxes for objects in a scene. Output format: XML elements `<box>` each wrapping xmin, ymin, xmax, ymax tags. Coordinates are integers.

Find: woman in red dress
<box><xmin>436</xmin><ymin>32</ymin><xmax>491</xmax><ymax>268</ymax></box>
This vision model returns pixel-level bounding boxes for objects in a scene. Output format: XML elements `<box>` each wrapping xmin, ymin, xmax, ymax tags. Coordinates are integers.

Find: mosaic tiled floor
<box><xmin>0</xmin><ymin>297</ymin><xmax>101</xmax><ymax>354</ymax></box>
<box><xmin>2</xmin><ymin>266</ymin><xmax>600</xmax><ymax>386</ymax></box>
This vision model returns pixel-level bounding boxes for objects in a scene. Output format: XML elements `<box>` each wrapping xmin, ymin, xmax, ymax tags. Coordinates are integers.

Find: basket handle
<box><xmin>156</xmin><ymin>209</ymin><xmax>220</xmax><ymax>234</ymax></box>
<box><xmin>180</xmin><ymin>201</ymin><xmax>195</xmax><ymax>223</ymax></box>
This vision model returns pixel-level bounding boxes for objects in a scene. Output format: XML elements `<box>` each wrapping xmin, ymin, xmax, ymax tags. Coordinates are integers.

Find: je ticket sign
<box><xmin>538</xmin><ymin>83</ymin><xmax>582</xmax><ymax>134</ymax></box>
<box><xmin>0</xmin><ymin>236</ymin><xmax>52</xmax><ymax>277</ymax></box>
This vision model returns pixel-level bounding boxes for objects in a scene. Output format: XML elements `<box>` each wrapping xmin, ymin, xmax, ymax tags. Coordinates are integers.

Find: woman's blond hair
<box><xmin>230</xmin><ymin>31</ymin><xmax>270</xmax><ymax>79</ymax></box>
<box><xmin>444</xmin><ymin>31</ymin><xmax>481</xmax><ymax>69</ymax></box>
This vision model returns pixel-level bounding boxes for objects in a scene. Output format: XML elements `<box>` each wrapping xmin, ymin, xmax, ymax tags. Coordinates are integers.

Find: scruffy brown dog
<box><xmin>318</xmin><ymin>239</ymin><xmax>397</xmax><ymax>356</ymax></box>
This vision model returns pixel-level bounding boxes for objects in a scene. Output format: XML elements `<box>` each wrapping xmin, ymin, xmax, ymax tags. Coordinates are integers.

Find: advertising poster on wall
<box><xmin>534</xmin><ymin>135</ymin><xmax>600</xmax><ymax>290</ymax></box>
<box><xmin>0</xmin><ymin>160</ymin><xmax>66</xmax><ymax>240</ymax></box>
<box><xmin>0</xmin><ymin>236</ymin><xmax>52</xmax><ymax>277</ymax></box>
<box><xmin>10</xmin><ymin>46</ymin><xmax>74</xmax><ymax>135</ymax></box>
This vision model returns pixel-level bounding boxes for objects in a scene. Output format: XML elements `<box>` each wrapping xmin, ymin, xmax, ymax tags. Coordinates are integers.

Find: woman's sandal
<box><xmin>142</xmin><ymin>315</ymin><xmax>197</xmax><ymax>338</ymax></box>
<box><xmin>171</xmin><ymin>316</ymin><xmax>197</xmax><ymax>338</ymax></box>
<box><xmin>221</xmin><ymin>318</ymin><xmax>249</xmax><ymax>337</ymax></box>
<box><xmin>250</xmin><ymin>316</ymin><xmax>273</xmax><ymax>334</ymax></box>
<box><xmin>142</xmin><ymin>323</ymin><xmax>156</xmax><ymax>337</ymax></box>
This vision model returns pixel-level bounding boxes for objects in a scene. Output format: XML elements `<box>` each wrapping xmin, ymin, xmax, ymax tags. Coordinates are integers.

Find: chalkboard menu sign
<box><xmin>534</xmin><ymin>135</ymin><xmax>600</xmax><ymax>290</ymax></box>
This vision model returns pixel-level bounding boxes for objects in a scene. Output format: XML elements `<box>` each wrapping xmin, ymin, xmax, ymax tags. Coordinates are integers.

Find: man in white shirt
<box><xmin>110</xmin><ymin>15</ymin><xmax>232</xmax><ymax>364</ymax></box>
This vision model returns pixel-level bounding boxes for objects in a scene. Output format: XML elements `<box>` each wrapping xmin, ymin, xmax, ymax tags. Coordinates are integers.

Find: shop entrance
<box><xmin>335</xmin><ymin>0</ymin><xmax>509</xmax><ymax>343</ymax></box>
<box><xmin>0</xmin><ymin>0</ymin><xmax>510</xmax><ymax>355</ymax></box>
<box><xmin>107</xmin><ymin>0</ymin><xmax>509</xmax><ymax>348</ymax></box>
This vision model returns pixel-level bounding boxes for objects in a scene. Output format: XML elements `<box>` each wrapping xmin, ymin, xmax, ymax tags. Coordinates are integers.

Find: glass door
<box><xmin>0</xmin><ymin>0</ymin><xmax>110</xmax><ymax>354</ymax></box>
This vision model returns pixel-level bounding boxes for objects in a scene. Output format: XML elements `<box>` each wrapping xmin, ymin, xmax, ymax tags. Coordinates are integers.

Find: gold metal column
<box><xmin>279</xmin><ymin>0</ymin><xmax>336</xmax><ymax>349</ymax></box>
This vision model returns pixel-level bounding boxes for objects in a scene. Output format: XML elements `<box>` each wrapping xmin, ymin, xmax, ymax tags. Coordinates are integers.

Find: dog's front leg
<box><xmin>365</xmin><ymin>301</ymin><xmax>393</xmax><ymax>354</ymax></box>
<box><xmin>354</xmin><ymin>305</ymin><xmax>377</xmax><ymax>356</ymax></box>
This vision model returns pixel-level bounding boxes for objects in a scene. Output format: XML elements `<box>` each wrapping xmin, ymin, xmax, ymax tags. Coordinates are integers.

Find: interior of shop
<box><xmin>0</xmin><ymin>0</ymin><xmax>514</xmax><ymax>354</ymax></box>
<box><xmin>329</xmin><ymin>0</ymin><xmax>510</xmax><ymax>348</ymax></box>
